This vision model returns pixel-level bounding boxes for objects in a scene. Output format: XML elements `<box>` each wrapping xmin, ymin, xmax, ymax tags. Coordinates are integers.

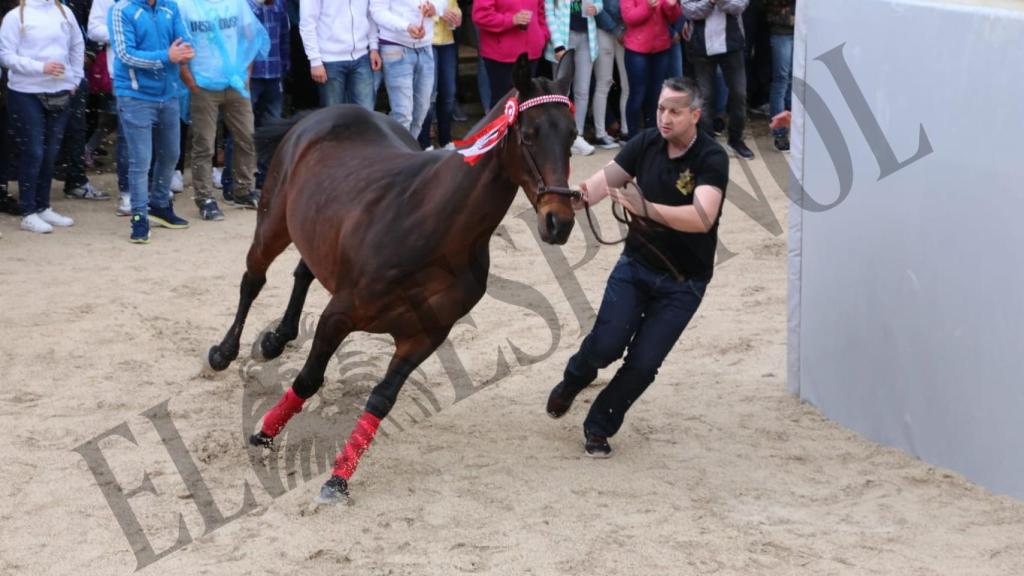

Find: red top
<box><xmin>621</xmin><ymin>0</ymin><xmax>682</xmax><ymax>54</ymax></box>
<box><xmin>473</xmin><ymin>0</ymin><xmax>550</xmax><ymax>63</ymax></box>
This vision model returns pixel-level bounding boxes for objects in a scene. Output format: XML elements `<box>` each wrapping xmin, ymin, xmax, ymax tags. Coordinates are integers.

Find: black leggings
<box><xmin>483</xmin><ymin>57</ymin><xmax>539</xmax><ymax>109</ymax></box>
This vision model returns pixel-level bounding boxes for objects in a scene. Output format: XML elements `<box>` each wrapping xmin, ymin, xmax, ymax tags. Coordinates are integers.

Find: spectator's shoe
<box><xmin>571</xmin><ymin>135</ymin><xmax>595</xmax><ymax>156</ymax></box>
<box><xmin>452</xmin><ymin>103</ymin><xmax>468</xmax><ymax>122</ymax></box>
<box><xmin>749</xmin><ymin>102</ymin><xmax>771</xmax><ymax>117</ymax></box>
<box><xmin>130</xmin><ymin>214</ymin><xmax>150</xmax><ymax>244</ymax></box>
<box><xmin>38</xmin><ymin>208</ymin><xmax>74</xmax><ymax>227</ymax></box>
<box><xmin>170</xmin><ymin>170</ymin><xmax>184</xmax><ymax>193</ymax></box>
<box><xmin>211</xmin><ymin>167</ymin><xmax>224</xmax><ymax>189</ymax></box>
<box><xmin>199</xmin><ymin>199</ymin><xmax>225</xmax><ymax>221</ymax></box>
<box><xmin>593</xmin><ymin>135</ymin><xmax>620</xmax><ymax>149</ymax></box>
<box><xmin>729</xmin><ymin>139</ymin><xmax>755</xmax><ymax>160</ymax></box>
<box><xmin>0</xmin><ymin>190</ymin><xmax>20</xmax><ymax>215</ymax></box>
<box><xmin>773</xmin><ymin>135</ymin><xmax>790</xmax><ymax>152</ymax></box>
<box><xmin>712</xmin><ymin>117</ymin><xmax>726</xmax><ymax>135</ymax></box>
<box><xmin>547</xmin><ymin>381</ymin><xmax>585</xmax><ymax>419</ymax></box>
<box><xmin>65</xmin><ymin>182</ymin><xmax>110</xmax><ymax>201</ymax></box>
<box><xmin>584</xmin><ymin>429</ymin><xmax>612</xmax><ymax>458</ymax></box>
<box><xmin>148</xmin><ymin>203</ymin><xmax>190</xmax><ymax>229</ymax></box>
<box><xmin>228</xmin><ymin>191</ymin><xmax>259</xmax><ymax>210</ymax></box>
<box><xmin>617</xmin><ymin>133</ymin><xmax>631</xmax><ymax>143</ymax></box>
<box><xmin>443</xmin><ymin>142</ymin><xmax>456</xmax><ymax>151</ymax></box>
<box><xmin>20</xmin><ymin>213</ymin><xmax>53</xmax><ymax>234</ymax></box>
<box><xmin>116</xmin><ymin>194</ymin><xmax>132</xmax><ymax>216</ymax></box>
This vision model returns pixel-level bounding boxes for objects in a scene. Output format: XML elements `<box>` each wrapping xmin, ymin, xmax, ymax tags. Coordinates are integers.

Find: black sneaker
<box><xmin>773</xmin><ymin>135</ymin><xmax>790</xmax><ymax>151</ymax></box>
<box><xmin>546</xmin><ymin>381</ymin><xmax>585</xmax><ymax>419</ymax></box>
<box><xmin>228</xmin><ymin>190</ymin><xmax>260</xmax><ymax>209</ymax></box>
<box><xmin>584</xmin><ymin>430</ymin><xmax>612</xmax><ymax>458</ymax></box>
<box><xmin>729</xmin><ymin>139</ymin><xmax>755</xmax><ymax>160</ymax></box>
<box><xmin>130</xmin><ymin>213</ymin><xmax>150</xmax><ymax>244</ymax></box>
<box><xmin>148</xmin><ymin>203</ymin><xmax>190</xmax><ymax>229</ymax></box>
<box><xmin>199</xmin><ymin>199</ymin><xmax>225</xmax><ymax>221</ymax></box>
<box><xmin>712</xmin><ymin>117</ymin><xmax>726</xmax><ymax>135</ymax></box>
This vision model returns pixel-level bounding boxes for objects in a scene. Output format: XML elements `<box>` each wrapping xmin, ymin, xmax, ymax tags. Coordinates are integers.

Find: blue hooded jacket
<box><xmin>109</xmin><ymin>0</ymin><xmax>192</xmax><ymax>101</ymax></box>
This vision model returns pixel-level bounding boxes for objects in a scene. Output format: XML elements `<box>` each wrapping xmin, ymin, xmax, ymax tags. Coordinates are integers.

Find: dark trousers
<box><xmin>57</xmin><ymin>79</ymin><xmax>90</xmax><ymax>190</ymax></box>
<box><xmin>7</xmin><ymin>89</ymin><xmax>72</xmax><ymax>215</ymax></box>
<box><xmin>483</xmin><ymin>57</ymin><xmax>539</xmax><ymax>109</ymax></box>
<box><xmin>624</xmin><ymin>48</ymin><xmax>671</xmax><ymax>135</ymax></box>
<box><xmin>418</xmin><ymin>43</ymin><xmax>458</xmax><ymax>148</ymax></box>
<box><xmin>562</xmin><ymin>254</ymin><xmax>707</xmax><ymax>437</ymax></box>
<box><xmin>690</xmin><ymin>49</ymin><xmax>747</xmax><ymax>142</ymax></box>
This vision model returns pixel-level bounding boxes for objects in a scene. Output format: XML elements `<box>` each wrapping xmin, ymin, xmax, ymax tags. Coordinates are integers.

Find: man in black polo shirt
<box><xmin>548</xmin><ymin>76</ymin><xmax>728</xmax><ymax>457</ymax></box>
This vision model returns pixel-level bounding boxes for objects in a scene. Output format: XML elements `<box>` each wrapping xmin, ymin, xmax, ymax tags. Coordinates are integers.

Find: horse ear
<box><xmin>554</xmin><ymin>49</ymin><xmax>575</xmax><ymax>96</ymax></box>
<box><xmin>512</xmin><ymin>53</ymin><xmax>533</xmax><ymax>97</ymax></box>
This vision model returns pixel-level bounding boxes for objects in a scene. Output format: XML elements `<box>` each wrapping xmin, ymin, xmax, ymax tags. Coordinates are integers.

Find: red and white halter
<box><xmin>454</xmin><ymin>95</ymin><xmax>574</xmax><ymax>166</ymax></box>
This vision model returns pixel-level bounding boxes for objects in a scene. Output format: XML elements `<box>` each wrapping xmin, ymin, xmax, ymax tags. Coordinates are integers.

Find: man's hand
<box><xmin>370</xmin><ymin>50</ymin><xmax>382</xmax><ymax>71</ymax></box>
<box><xmin>43</xmin><ymin>62</ymin><xmax>66</xmax><ymax>77</ymax></box>
<box><xmin>770</xmin><ymin>110</ymin><xmax>792</xmax><ymax>131</ymax></box>
<box><xmin>407</xmin><ymin>23</ymin><xmax>426</xmax><ymax>39</ymax></box>
<box><xmin>311</xmin><ymin>64</ymin><xmax>327</xmax><ymax>83</ymax></box>
<box><xmin>168</xmin><ymin>38</ymin><xmax>194</xmax><ymax>64</ymax></box>
<box><xmin>609</xmin><ymin>184</ymin><xmax>645</xmax><ymax>216</ymax></box>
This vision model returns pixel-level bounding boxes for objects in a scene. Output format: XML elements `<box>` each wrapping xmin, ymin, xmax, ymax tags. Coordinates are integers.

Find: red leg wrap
<box><xmin>332</xmin><ymin>412</ymin><xmax>382</xmax><ymax>480</ymax></box>
<box><xmin>260</xmin><ymin>388</ymin><xmax>305</xmax><ymax>437</ymax></box>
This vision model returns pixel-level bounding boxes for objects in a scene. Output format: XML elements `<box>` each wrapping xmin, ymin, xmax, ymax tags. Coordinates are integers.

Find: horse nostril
<box><xmin>546</xmin><ymin>212</ymin><xmax>559</xmax><ymax>236</ymax></box>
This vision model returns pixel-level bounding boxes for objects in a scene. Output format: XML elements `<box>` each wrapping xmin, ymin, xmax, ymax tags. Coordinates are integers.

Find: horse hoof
<box><xmin>313</xmin><ymin>476</ymin><xmax>350</xmax><ymax>506</ymax></box>
<box><xmin>258</xmin><ymin>331</ymin><xmax>286</xmax><ymax>361</ymax></box>
<box><xmin>249</xmin><ymin>432</ymin><xmax>275</xmax><ymax>450</ymax></box>
<box><xmin>206</xmin><ymin>345</ymin><xmax>233</xmax><ymax>372</ymax></box>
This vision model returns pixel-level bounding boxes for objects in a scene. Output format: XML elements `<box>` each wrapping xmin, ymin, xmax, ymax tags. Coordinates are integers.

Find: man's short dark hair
<box><xmin>662</xmin><ymin>76</ymin><xmax>704</xmax><ymax>110</ymax></box>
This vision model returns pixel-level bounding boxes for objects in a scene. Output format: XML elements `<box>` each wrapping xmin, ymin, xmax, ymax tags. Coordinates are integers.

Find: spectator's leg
<box><xmin>189</xmin><ymin>89</ymin><xmax>221</xmax><ymax>208</ymax></box>
<box><xmin>721</xmin><ymin>49</ymin><xmax>749</xmax><ymax>143</ymax></box>
<box><xmin>7</xmin><ymin>90</ymin><xmax>47</xmax><ymax>215</ymax></box>
<box><xmin>409</xmin><ymin>46</ymin><xmax>435</xmax><ymax>139</ymax></box>
<box><xmin>381</xmin><ymin>46</ymin><xmax>417</xmax><ymax>133</ymax></box>
<box><xmin>483</xmin><ymin>58</ymin><xmax>514</xmax><ymax>110</ymax></box>
<box><xmin>60</xmin><ymin>80</ymin><xmax>90</xmax><ymax>192</ymax></box>
<box><xmin>223</xmin><ymin>89</ymin><xmax>257</xmax><ymax>198</ymax></box>
<box><xmin>348</xmin><ymin>55</ymin><xmax>376</xmax><ymax>112</ymax></box>
<box><xmin>593</xmin><ymin>30</ymin><xmax>616</xmax><ymax>141</ymax></box>
<box><xmin>570</xmin><ymin>30</ymin><xmax>594</xmax><ymax>136</ymax></box>
<box><xmin>117</xmin><ymin>97</ymin><xmax>157</xmax><ymax>216</ymax></box>
<box><xmin>690</xmin><ymin>54</ymin><xmax>717</xmax><ymax>137</ymax></box>
<box><xmin>150</xmin><ymin>97</ymin><xmax>181</xmax><ymax>209</ymax></box>
<box><xmin>435</xmin><ymin>43</ymin><xmax>458</xmax><ymax>147</ymax></box>
<box><xmin>623</xmin><ymin>49</ymin><xmax>648</xmax><ymax>136</ymax></box>
<box><xmin>769</xmin><ymin>33</ymin><xmax>794</xmax><ymax>137</ymax></box>
<box><xmin>615</xmin><ymin>41</ymin><xmax>629</xmax><ymax>136</ymax></box>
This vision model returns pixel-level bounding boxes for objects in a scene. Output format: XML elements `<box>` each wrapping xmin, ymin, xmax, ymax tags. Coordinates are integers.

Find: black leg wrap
<box><xmin>365</xmin><ymin>393</ymin><xmax>394</xmax><ymax>420</ymax></box>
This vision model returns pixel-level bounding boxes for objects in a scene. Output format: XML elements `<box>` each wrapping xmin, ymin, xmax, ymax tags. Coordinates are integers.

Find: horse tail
<box><xmin>255</xmin><ymin>110</ymin><xmax>316</xmax><ymax>167</ymax></box>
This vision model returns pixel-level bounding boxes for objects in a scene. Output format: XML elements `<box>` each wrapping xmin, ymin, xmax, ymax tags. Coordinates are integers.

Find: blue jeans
<box><xmin>624</xmin><ymin>48</ymin><xmax>670</xmax><ymax>135</ymax></box>
<box><xmin>117</xmin><ymin>96</ymin><xmax>180</xmax><ymax>214</ymax></box>
<box><xmin>318</xmin><ymin>55</ymin><xmax>375</xmax><ymax>110</ymax></box>
<box><xmin>769</xmin><ymin>34</ymin><xmax>794</xmax><ymax>137</ymax></box>
<box><xmin>6</xmin><ymin>89</ymin><xmax>72</xmax><ymax>215</ymax></box>
<box><xmin>224</xmin><ymin>77</ymin><xmax>283</xmax><ymax>192</ymax></box>
<box><xmin>417</xmin><ymin>43</ymin><xmax>458</xmax><ymax>149</ymax></box>
<box><xmin>381</xmin><ymin>44</ymin><xmax>435</xmax><ymax>136</ymax></box>
<box><xmin>562</xmin><ymin>254</ymin><xmax>707</xmax><ymax>437</ymax></box>
<box><xmin>476</xmin><ymin>55</ymin><xmax>491</xmax><ymax>114</ymax></box>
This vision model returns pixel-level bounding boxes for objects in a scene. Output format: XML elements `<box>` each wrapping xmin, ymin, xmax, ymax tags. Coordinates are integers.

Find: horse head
<box><xmin>505</xmin><ymin>51</ymin><xmax>579</xmax><ymax>245</ymax></box>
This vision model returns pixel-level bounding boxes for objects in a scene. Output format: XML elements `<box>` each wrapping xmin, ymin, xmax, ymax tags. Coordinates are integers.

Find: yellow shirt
<box><xmin>432</xmin><ymin>0</ymin><xmax>461</xmax><ymax>45</ymax></box>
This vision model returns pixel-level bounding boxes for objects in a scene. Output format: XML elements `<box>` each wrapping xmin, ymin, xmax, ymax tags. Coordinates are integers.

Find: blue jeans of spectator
<box><xmin>417</xmin><ymin>43</ymin><xmax>458</xmax><ymax>149</ymax></box>
<box><xmin>561</xmin><ymin>254</ymin><xmax>707</xmax><ymax>437</ymax></box>
<box><xmin>117</xmin><ymin>96</ymin><xmax>180</xmax><ymax>215</ymax></box>
<box><xmin>6</xmin><ymin>89</ymin><xmax>72</xmax><ymax>216</ymax></box>
<box><xmin>59</xmin><ymin>79</ymin><xmax>90</xmax><ymax>190</ymax></box>
<box><xmin>477</xmin><ymin>55</ymin><xmax>491</xmax><ymax>113</ymax></box>
<box><xmin>624</xmin><ymin>48</ymin><xmax>670</xmax><ymax>135</ymax></box>
<box><xmin>318</xmin><ymin>56</ymin><xmax>375</xmax><ymax>110</ymax></box>
<box><xmin>116</xmin><ymin>115</ymin><xmax>129</xmax><ymax>194</ymax></box>
<box><xmin>691</xmin><ymin>49</ymin><xmax>747</xmax><ymax>141</ymax></box>
<box><xmin>224</xmin><ymin>77</ymin><xmax>283</xmax><ymax>192</ymax></box>
<box><xmin>769</xmin><ymin>33</ymin><xmax>793</xmax><ymax>137</ymax></box>
<box><xmin>381</xmin><ymin>44</ymin><xmax>435</xmax><ymax>137</ymax></box>
<box><xmin>668</xmin><ymin>41</ymin><xmax>683</xmax><ymax>78</ymax></box>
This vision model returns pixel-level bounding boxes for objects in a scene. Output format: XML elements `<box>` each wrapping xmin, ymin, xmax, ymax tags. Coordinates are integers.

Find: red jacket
<box><xmin>473</xmin><ymin>0</ymin><xmax>550</xmax><ymax>63</ymax></box>
<box><xmin>621</xmin><ymin>0</ymin><xmax>682</xmax><ymax>54</ymax></box>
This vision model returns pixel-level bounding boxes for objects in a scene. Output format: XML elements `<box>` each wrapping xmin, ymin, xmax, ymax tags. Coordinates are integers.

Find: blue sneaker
<box><xmin>148</xmin><ymin>203</ymin><xmax>190</xmax><ymax>229</ymax></box>
<box><xmin>199</xmin><ymin>199</ymin><xmax>225</xmax><ymax>221</ymax></box>
<box><xmin>226</xmin><ymin>190</ymin><xmax>259</xmax><ymax>209</ymax></box>
<box><xmin>130</xmin><ymin>214</ymin><xmax>150</xmax><ymax>244</ymax></box>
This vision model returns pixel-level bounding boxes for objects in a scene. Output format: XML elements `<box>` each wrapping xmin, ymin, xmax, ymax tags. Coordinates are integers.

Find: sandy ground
<box><xmin>1</xmin><ymin>129</ymin><xmax>1023</xmax><ymax>576</ymax></box>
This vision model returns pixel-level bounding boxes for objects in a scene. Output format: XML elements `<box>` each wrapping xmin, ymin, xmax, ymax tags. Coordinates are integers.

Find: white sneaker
<box><xmin>38</xmin><ymin>208</ymin><xmax>74</xmax><ymax>227</ymax></box>
<box><xmin>21</xmin><ymin>213</ymin><xmax>53</xmax><ymax>234</ymax></box>
<box><xmin>171</xmin><ymin>170</ymin><xmax>184</xmax><ymax>193</ymax></box>
<box><xmin>571</xmin><ymin>135</ymin><xmax>595</xmax><ymax>156</ymax></box>
<box><xmin>443</xmin><ymin>142</ymin><xmax>456</xmax><ymax>151</ymax></box>
<box><xmin>117</xmin><ymin>194</ymin><xmax>131</xmax><ymax>216</ymax></box>
<box><xmin>424</xmin><ymin>145</ymin><xmax>435</xmax><ymax>151</ymax></box>
<box><xmin>211</xmin><ymin>167</ymin><xmax>223</xmax><ymax>189</ymax></box>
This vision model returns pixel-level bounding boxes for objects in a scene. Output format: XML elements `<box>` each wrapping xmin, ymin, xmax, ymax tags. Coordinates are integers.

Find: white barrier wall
<box><xmin>787</xmin><ymin>0</ymin><xmax>1024</xmax><ymax>499</ymax></box>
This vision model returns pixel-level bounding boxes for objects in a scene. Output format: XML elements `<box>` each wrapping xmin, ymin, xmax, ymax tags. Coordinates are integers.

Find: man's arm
<box><xmin>87</xmin><ymin>0</ymin><xmax>112</xmax><ymax>43</ymax></box>
<box><xmin>578</xmin><ymin>161</ymin><xmax>633</xmax><ymax>207</ymax></box>
<box><xmin>621</xmin><ymin>184</ymin><xmax>724</xmax><ymax>233</ymax></box>
<box><xmin>298</xmin><ymin>0</ymin><xmax>322</xmax><ymax>66</ymax></box>
<box><xmin>110</xmin><ymin>3</ymin><xmax>171</xmax><ymax>68</ymax></box>
<box><xmin>680</xmin><ymin>0</ymin><xmax>715</xmax><ymax>20</ymax></box>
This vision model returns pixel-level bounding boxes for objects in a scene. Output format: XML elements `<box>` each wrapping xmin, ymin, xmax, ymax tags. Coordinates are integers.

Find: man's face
<box><xmin>656</xmin><ymin>87</ymin><xmax>701</xmax><ymax>142</ymax></box>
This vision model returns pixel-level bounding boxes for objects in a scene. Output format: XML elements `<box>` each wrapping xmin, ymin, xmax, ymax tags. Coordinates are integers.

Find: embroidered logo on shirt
<box><xmin>676</xmin><ymin>169</ymin><xmax>695</xmax><ymax>196</ymax></box>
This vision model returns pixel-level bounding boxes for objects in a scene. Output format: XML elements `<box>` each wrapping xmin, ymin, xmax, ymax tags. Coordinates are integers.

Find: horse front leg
<box><xmin>316</xmin><ymin>331</ymin><xmax>449</xmax><ymax>504</ymax></box>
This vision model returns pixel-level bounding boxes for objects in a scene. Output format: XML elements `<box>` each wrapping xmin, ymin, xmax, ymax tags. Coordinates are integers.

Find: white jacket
<box><xmin>300</xmin><ymin>0</ymin><xmax>379</xmax><ymax>66</ymax></box>
<box><xmin>87</xmin><ymin>0</ymin><xmax>116</xmax><ymax>76</ymax></box>
<box><xmin>371</xmin><ymin>0</ymin><xmax>445</xmax><ymax>48</ymax></box>
<box><xmin>0</xmin><ymin>0</ymin><xmax>84</xmax><ymax>94</ymax></box>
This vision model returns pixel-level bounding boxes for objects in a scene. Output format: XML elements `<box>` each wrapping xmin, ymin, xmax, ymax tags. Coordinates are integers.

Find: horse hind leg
<box><xmin>204</xmin><ymin>200</ymin><xmax>292</xmax><ymax>373</ymax></box>
<box><xmin>256</xmin><ymin>260</ymin><xmax>315</xmax><ymax>361</ymax></box>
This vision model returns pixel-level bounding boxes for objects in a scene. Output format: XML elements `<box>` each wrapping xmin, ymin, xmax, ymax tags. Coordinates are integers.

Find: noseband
<box><xmin>514</xmin><ymin>95</ymin><xmax>581</xmax><ymax>202</ymax></box>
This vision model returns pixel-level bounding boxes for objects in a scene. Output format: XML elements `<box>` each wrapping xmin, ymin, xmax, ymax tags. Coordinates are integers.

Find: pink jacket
<box><xmin>621</xmin><ymin>0</ymin><xmax>682</xmax><ymax>54</ymax></box>
<box><xmin>473</xmin><ymin>0</ymin><xmax>550</xmax><ymax>63</ymax></box>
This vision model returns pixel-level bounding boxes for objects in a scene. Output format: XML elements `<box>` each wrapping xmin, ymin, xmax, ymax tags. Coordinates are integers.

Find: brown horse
<box><xmin>204</xmin><ymin>53</ymin><xmax>580</xmax><ymax>504</ymax></box>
